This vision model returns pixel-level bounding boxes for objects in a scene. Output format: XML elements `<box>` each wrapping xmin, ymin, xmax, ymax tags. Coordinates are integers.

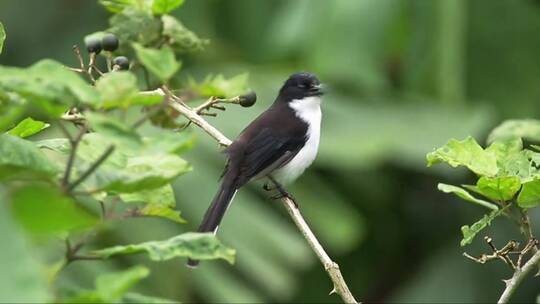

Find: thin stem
<box><xmin>67</xmin><ymin>145</ymin><xmax>115</xmax><ymax>192</ymax></box>
<box><xmin>59</xmin><ymin>123</ymin><xmax>87</xmax><ymax>188</ymax></box>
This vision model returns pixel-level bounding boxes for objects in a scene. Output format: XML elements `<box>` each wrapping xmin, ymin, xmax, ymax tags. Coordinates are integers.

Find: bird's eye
<box><xmin>298</xmin><ymin>83</ymin><xmax>306</xmax><ymax>89</ymax></box>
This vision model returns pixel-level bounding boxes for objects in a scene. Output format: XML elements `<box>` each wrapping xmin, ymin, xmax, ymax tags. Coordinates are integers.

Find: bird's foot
<box><xmin>271</xmin><ymin>189</ymin><xmax>299</xmax><ymax>208</ymax></box>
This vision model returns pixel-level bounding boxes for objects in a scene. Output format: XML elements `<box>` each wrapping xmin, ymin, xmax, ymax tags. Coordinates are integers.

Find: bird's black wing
<box><xmin>231</xmin><ymin>127</ymin><xmax>306</xmax><ymax>187</ymax></box>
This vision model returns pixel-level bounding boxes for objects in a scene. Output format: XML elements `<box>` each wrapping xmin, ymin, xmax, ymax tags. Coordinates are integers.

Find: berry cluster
<box><xmin>85</xmin><ymin>33</ymin><xmax>129</xmax><ymax>71</ymax></box>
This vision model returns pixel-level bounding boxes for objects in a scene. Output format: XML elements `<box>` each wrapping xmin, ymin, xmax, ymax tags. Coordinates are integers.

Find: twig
<box><xmin>58</xmin><ymin>122</ymin><xmax>88</xmax><ymax>189</ymax></box>
<box><xmin>497</xmin><ymin>249</ymin><xmax>540</xmax><ymax>304</ymax></box>
<box><xmin>67</xmin><ymin>145</ymin><xmax>115</xmax><ymax>192</ymax></box>
<box><xmin>154</xmin><ymin>87</ymin><xmax>358</xmax><ymax>303</ymax></box>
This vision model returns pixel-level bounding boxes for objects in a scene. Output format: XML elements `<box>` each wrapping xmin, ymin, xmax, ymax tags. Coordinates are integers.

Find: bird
<box><xmin>187</xmin><ymin>72</ymin><xmax>324</xmax><ymax>268</ymax></box>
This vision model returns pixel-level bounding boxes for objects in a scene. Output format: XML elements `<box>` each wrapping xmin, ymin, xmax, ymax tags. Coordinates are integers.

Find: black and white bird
<box><xmin>187</xmin><ymin>72</ymin><xmax>324</xmax><ymax>268</ymax></box>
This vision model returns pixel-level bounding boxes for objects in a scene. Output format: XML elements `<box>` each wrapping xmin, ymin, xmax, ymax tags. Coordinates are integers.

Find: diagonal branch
<box><xmin>497</xmin><ymin>249</ymin><xmax>540</xmax><ymax>304</ymax></box>
<box><xmin>149</xmin><ymin>87</ymin><xmax>359</xmax><ymax>304</ymax></box>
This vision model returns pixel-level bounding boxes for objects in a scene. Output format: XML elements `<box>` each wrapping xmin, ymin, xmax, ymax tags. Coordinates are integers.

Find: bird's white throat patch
<box><xmin>275</xmin><ymin>97</ymin><xmax>322</xmax><ymax>184</ymax></box>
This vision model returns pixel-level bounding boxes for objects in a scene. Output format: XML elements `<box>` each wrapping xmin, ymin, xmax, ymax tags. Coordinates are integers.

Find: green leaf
<box><xmin>93</xmin><ymin>232</ymin><xmax>235</xmax><ymax>264</ymax></box>
<box><xmin>139</xmin><ymin>204</ymin><xmax>186</xmax><ymax>223</ymax></box>
<box><xmin>122</xmin><ymin>292</ymin><xmax>176</xmax><ymax>304</ymax></box>
<box><xmin>460</xmin><ymin>208</ymin><xmax>505</xmax><ymax>246</ymax></box>
<box><xmin>95</xmin><ymin>72</ymin><xmax>163</xmax><ymax>109</ymax></box>
<box><xmin>488</xmin><ymin>119</ymin><xmax>540</xmax><ymax>144</ymax></box>
<box><xmin>64</xmin><ymin>266</ymin><xmax>150</xmax><ymax>303</ymax></box>
<box><xmin>119</xmin><ymin>185</ymin><xmax>185</xmax><ymax>223</ymax></box>
<box><xmin>9</xmin><ymin>183</ymin><xmax>98</xmax><ymax>236</ymax></box>
<box><xmin>0</xmin><ymin>22</ymin><xmax>5</xmax><ymax>54</ymax></box>
<box><xmin>95</xmin><ymin>266</ymin><xmax>149</xmax><ymax>303</ymax></box>
<box><xmin>7</xmin><ymin>117</ymin><xmax>50</xmax><ymax>138</ymax></box>
<box><xmin>152</xmin><ymin>0</ymin><xmax>184</xmax><ymax>15</ymax></box>
<box><xmin>0</xmin><ymin>134</ymin><xmax>58</xmax><ymax>179</ymax></box>
<box><xmin>0</xmin><ymin>60</ymin><xmax>99</xmax><ymax>116</ymax></box>
<box><xmin>0</xmin><ymin>189</ymin><xmax>51</xmax><ymax>302</ymax></box>
<box><xmin>132</xmin><ymin>43</ymin><xmax>181</xmax><ymax>82</ymax></box>
<box><xmin>426</xmin><ymin>136</ymin><xmax>498</xmax><ymax>176</ymax></box>
<box><xmin>437</xmin><ymin>183</ymin><xmax>499</xmax><ymax>211</ymax></box>
<box><xmin>517</xmin><ymin>179</ymin><xmax>540</xmax><ymax>208</ymax></box>
<box><xmin>108</xmin><ymin>8</ymin><xmax>161</xmax><ymax>47</ymax></box>
<box><xmin>188</xmin><ymin>73</ymin><xmax>250</xmax><ymax>98</ymax></box>
<box><xmin>161</xmin><ymin>15</ymin><xmax>207</xmax><ymax>54</ymax></box>
<box><xmin>141</xmin><ymin>130</ymin><xmax>195</xmax><ymax>155</ymax></box>
<box><xmin>35</xmin><ymin>138</ymin><xmax>70</xmax><ymax>153</ymax></box>
<box><xmin>99</xmin><ymin>0</ymin><xmax>138</xmax><ymax>13</ymax></box>
<box><xmin>85</xmin><ymin>112</ymin><xmax>142</xmax><ymax>147</ymax></box>
<box><xmin>474</xmin><ymin>176</ymin><xmax>521</xmax><ymax>202</ymax></box>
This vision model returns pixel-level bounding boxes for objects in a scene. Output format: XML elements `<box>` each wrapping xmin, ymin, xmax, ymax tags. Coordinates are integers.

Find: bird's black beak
<box><xmin>309</xmin><ymin>83</ymin><xmax>325</xmax><ymax>96</ymax></box>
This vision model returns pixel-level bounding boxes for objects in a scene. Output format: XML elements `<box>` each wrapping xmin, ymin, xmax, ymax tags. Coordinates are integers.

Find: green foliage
<box><xmin>161</xmin><ymin>15</ymin><xmax>207</xmax><ymax>54</ymax></box>
<box><xmin>188</xmin><ymin>73</ymin><xmax>250</xmax><ymax>98</ymax></box>
<box><xmin>429</xmin><ymin>120</ymin><xmax>540</xmax><ymax>248</ymax></box>
<box><xmin>460</xmin><ymin>208</ymin><xmax>505</xmax><ymax>246</ymax></box>
<box><xmin>10</xmin><ymin>183</ymin><xmax>98</xmax><ymax>236</ymax></box>
<box><xmin>132</xmin><ymin>43</ymin><xmax>181</xmax><ymax>82</ymax></box>
<box><xmin>65</xmin><ymin>266</ymin><xmax>151</xmax><ymax>303</ymax></box>
<box><xmin>437</xmin><ymin>183</ymin><xmax>498</xmax><ymax>211</ymax></box>
<box><xmin>93</xmin><ymin>232</ymin><xmax>236</xmax><ymax>264</ymax></box>
<box><xmin>152</xmin><ymin>0</ymin><xmax>185</xmax><ymax>15</ymax></box>
<box><xmin>517</xmin><ymin>179</ymin><xmax>540</xmax><ymax>208</ymax></box>
<box><xmin>95</xmin><ymin>72</ymin><xmax>162</xmax><ymax>109</ymax></box>
<box><xmin>0</xmin><ymin>22</ymin><xmax>5</xmax><ymax>54</ymax></box>
<box><xmin>7</xmin><ymin>117</ymin><xmax>50</xmax><ymax>138</ymax></box>
<box><xmin>0</xmin><ymin>196</ymin><xmax>50</xmax><ymax>302</ymax></box>
<box><xmin>0</xmin><ymin>134</ymin><xmax>58</xmax><ymax>179</ymax></box>
<box><xmin>426</xmin><ymin>136</ymin><xmax>497</xmax><ymax>176</ymax></box>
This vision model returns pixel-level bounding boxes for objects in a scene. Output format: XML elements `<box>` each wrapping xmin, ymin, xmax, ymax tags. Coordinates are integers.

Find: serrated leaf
<box><xmin>475</xmin><ymin>176</ymin><xmax>521</xmax><ymax>202</ymax></box>
<box><xmin>517</xmin><ymin>179</ymin><xmax>540</xmax><ymax>208</ymax></box>
<box><xmin>427</xmin><ymin>136</ymin><xmax>498</xmax><ymax>176</ymax></box>
<box><xmin>9</xmin><ymin>183</ymin><xmax>98</xmax><ymax>236</ymax></box>
<box><xmin>7</xmin><ymin>117</ymin><xmax>49</xmax><ymax>138</ymax></box>
<box><xmin>437</xmin><ymin>183</ymin><xmax>499</xmax><ymax>211</ymax></box>
<box><xmin>188</xmin><ymin>73</ymin><xmax>250</xmax><ymax>98</ymax></box>
<box><xmin>132</xmin><ymin>43</ymin><xmax>180</xmax><ymax>81</ymax></box>
<box><xmin>161</xmin><ymin>15</ymin><xmax>207</xmax><ymax>54</ymax></box>
<box><xmin>0</xmin><ymin>22</ymin><xmax>6</xmax><ymax>54</ymax></box>
<box><xmin>460</xmin><ymin>208</ymin><xmax>505</xmax><ymax>246</ymax></box>
<box><xmin>0</xmin><ymin>134</ymin><xmax>58</xmax><ymax>179</ymax></box>
<box><xmin>93</xmin><ymin>232</ymin><xmax>235</xmax><ymax>264</ymax></box>
<box><xmin>488</xmin><ymin>119</ymin><xmax>540</xmax><ymax>144</ymax></box>
<box><xmin>152</xmin><ymin>0</ymin><xmax>184</xmax><ymax>15</ymax></box>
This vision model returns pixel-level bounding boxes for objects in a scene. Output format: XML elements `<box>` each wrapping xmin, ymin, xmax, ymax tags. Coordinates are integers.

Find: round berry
<box><xmin>101</xmin><ymin>33</ymin><xmax>119</xmax><ymax>52</ymax></box>
<box><xmin>85</xmin><ymin>38</ymin><xmax>102</xmax><ymax>54</ymax></box>
<box><xmin>113</xmin><ymin>56</ymin><xmax>130</xmax><ymax>70</ymax></box>
<box><xmin>239</xmin><ymin>91</ymin><xmax>257</xmax><ymax>107</ymax></box>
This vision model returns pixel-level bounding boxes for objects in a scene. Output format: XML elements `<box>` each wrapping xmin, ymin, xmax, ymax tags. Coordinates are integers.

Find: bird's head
<box><xmin>279</xmin><ymin>72</ymin><xmax>324</xmax><ymax>101</ymax></box>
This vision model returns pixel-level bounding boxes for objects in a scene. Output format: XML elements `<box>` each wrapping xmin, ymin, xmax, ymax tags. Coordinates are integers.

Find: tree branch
<box><xmin>498</xmin><ymin>249</ymin><xmax>540</xmax><ymax>304</ymax></box>
<box><xmin>150</xmin><ymin>87</ymin><xmax>359</xmax><ymax>303</ymax></box>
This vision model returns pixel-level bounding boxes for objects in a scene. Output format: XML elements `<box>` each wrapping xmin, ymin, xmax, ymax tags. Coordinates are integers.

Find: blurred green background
<box><xmin>1</xmin><ymin>0</ymin><xmax>540</xmax><ymax>302</ymax></box>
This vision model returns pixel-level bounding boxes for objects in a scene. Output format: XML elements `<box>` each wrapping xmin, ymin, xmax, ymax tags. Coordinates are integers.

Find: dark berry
<box><xmin>85</xmin><ymin>38</ymin><xmax>102</xmax><ymax>54</ymax></box>
<box><xmin>113</xmin><ymin>56</ymin><xmax>130</xmax><ymax>70</ymax></box>
<box><xmin>101</xmin><ymin>33</ymin><xmax>119</xmax><ymax>52</ymax></box>
<box><xmin>239</xmin><ymin>91</ymin><xmax>257</xmax><ymax>107</ymax></box>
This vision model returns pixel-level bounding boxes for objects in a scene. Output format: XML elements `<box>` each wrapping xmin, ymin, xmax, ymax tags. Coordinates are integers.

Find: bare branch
<box><xmin>498</xmin><ymin>249</ymin><xmax>540</xmax><ymax>304</ymax></box>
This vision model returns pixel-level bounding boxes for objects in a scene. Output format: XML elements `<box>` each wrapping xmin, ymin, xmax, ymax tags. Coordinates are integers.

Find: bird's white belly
<box><xmin>274</xmin><ymin>97</ymin><xmax>321</xmax><ymax>185</ymax></box>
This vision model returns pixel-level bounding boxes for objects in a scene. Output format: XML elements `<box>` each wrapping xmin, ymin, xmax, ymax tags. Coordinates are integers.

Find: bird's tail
<box><xmin>186</xmin><ymin>175</ymin><xmax>237</xmax><ymax>268</ymax></box>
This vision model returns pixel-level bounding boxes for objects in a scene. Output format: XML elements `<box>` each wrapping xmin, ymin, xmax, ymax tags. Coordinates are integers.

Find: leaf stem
<box><xmin>67</xmin><ymin>145</ymin><xmax>115</xmax><ymax>192</ymax></box>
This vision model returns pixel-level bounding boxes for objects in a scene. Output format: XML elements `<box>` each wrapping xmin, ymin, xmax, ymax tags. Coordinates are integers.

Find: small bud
<box><xmin>239</xmin><ymin>91</ymin><xmax>257</xmax><ymax>107</ymax></box>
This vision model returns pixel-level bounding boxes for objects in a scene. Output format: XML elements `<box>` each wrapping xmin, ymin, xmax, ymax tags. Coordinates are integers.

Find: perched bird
<box><xmin>187</xmin><ymin>72</ymin><xmax>324</xmax><ymax>268</ymax></box>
